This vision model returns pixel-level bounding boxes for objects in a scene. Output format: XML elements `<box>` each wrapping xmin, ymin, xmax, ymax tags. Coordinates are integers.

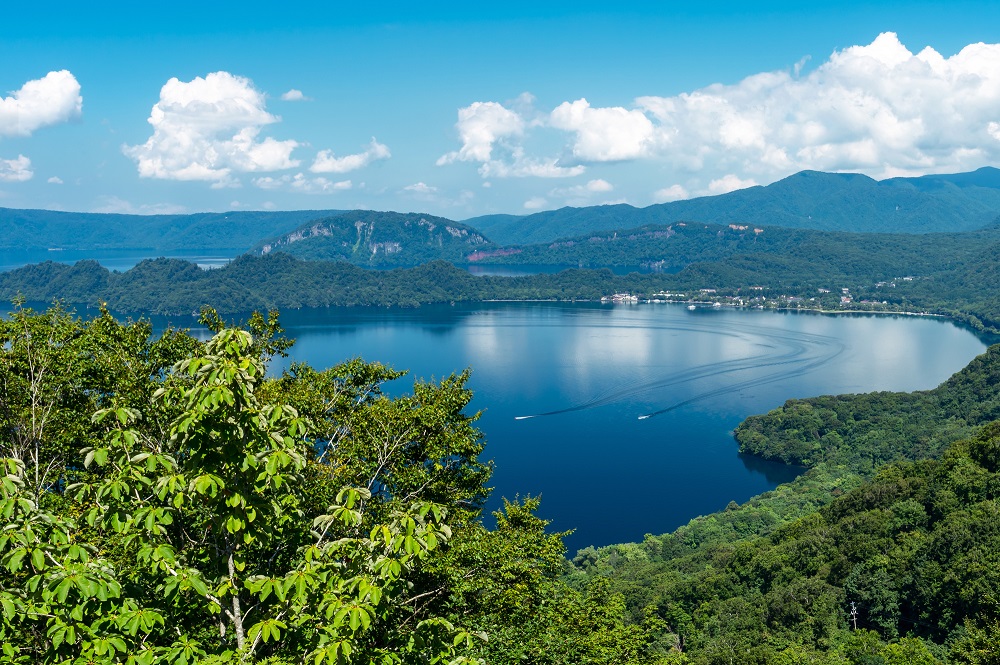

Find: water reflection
<box><xmin>737</xmin><ymin>453</ymin><xmax>805</xmax><ymax>486</ymax></box>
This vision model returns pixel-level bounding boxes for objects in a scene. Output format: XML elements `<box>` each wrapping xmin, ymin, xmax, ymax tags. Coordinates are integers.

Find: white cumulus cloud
<box><xmin>252</xmin><ymin>173</ymin><xmax>352</xmax><ymax>193</ymax></box>
<box><xmin>281</xmin><ymin>89</ymin><xmax>309</xmax><ymax>101</ymax></box>
<box><xmin>438</xmin><ymin>100</ymin><xmax>584</xmax><ymax>179</ymax></box>
<box><xmin>635</xmin><ymin>32</ymin><xmax>1000</xmax><ymax>182</ymax></box>
<box><xmin>478</xmin><ymin>154</ymin><xmax>585</xmax><ymax>178</ymax></box>
<box><xmin>437</xmin><ymin>101</ymin><xmax>525</xmax><ymax>165</ymax></box>
<box><xmin>123</xmin><ymin>71</ymin><xmax>300</xmax><ymax>186</ymax></box>
<box><xmin>0</xmin><ymin>71</ymin><xmax>82</xmax><ymax>138</ymax></box>
<box><xmin>0</xmin><ymin>155</ymin><xmax>33</xmax><ymax>182</ymax></box>
<box><xmin>47</xmin><ymin>176</ymin><xmax>63</xmax><ymax>184</ymax></box>
<box><xmin>444</xmin><ymin>34</ymin><xmax>1000</xmax><ymax>198</ymax></box>
<box><xmin>524</xmin><ymin>196</ymin><xmax>548</xmax><ymax>210</ymax></box>
<box><xmin>549</xmin><ymin>99</ymin><xmax>656</xmax><ymax>162</ymax></box>
<box><xmin>707</xmin><ymin>175</ymin><xmax>759</xmax><ymax>195</ymax></box>
<box><xmin>653</xmin><ymin>184</ymin><xmax>689</xmax><ymax>202</ymax></box>
<box><xmin>403</xmin><ymin>182</ymin><xmax>437</xmax><ymax>194</ymax></box>
<box><xmin>549</xmin><ymin>179</ymin><xmax>616</xmax><ymax>205</ymax></box>
<box><xmin>311</xmin><ymin>138</ymin><xmax>390</xmax><ymax>173</ymax></box>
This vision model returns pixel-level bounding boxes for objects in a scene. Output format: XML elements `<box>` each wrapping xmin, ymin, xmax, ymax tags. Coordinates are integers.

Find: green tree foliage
<box><xmin>735</xmin><ymin>345</ymin><xmax>1000</xmax><ymax>471</ymax></box>
<box><xmin>570</xmin><ymin>422</ymin><xmax>1000</xmax><ymax>664</ymax></box>
<box><xmin>0</xmin><ymin>305</ymin><xmax>667</xmax><ymax>664</ymax></box>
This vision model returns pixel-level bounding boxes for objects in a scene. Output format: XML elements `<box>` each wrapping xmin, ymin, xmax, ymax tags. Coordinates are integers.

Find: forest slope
<box><xmin>253</xmin><ymin>209</ymin><xmax>491</xmax><ymax>266</ymax></box>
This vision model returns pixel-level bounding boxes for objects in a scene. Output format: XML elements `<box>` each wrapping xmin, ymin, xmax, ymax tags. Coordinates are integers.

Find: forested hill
<box><xmin>574</xmin><ymin>420</ymin><xmax>1000</xmax><ymax>662</ymax></box>
<box><xmin>735</xmin><ymin>344</ymin><xmax>1000</xmax><ymax>471</ymax></box>
<box><xmin>465</xmin><ymin>167</ymin><xmax>1000</xmax><ymax>244</ymax></box>
<box><xmin>468</xmin><ymin>221</ymin><xmax>999</xmax><ymax>275</ymax></box>
<box><xmin>253</xmin><ymin>210</ymin><xmax>491</xmax><ymax>266</ymax></box>
<box><xmin>563</xmin><ymin>344</ymin><xmax>1000</xmax><ymax>661</ymax></box>
<box><xmin>0</xmin><ymin>208</ymin><xmax>341</xmax><ymax>250</ymax></box>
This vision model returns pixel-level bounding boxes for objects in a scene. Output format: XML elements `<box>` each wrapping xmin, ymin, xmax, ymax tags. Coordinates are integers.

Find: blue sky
<box><xmin>3</xmin><ymin>1</ymin><xmax>1000</xmax><ymax>218</ymax></box>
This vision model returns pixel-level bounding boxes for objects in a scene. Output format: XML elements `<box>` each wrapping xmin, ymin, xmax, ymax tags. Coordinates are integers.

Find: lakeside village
<box><xmin>600</xmin><ymin>275</ymin><xmax>933</xmax><ymax>316</ymax></box>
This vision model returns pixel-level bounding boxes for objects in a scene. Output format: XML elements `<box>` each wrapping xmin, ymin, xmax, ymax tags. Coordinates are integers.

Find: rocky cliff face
<box><xmin>255</xmin><ymin>210</ymin><xmax>491</xmax><ymax>266</ymax></box>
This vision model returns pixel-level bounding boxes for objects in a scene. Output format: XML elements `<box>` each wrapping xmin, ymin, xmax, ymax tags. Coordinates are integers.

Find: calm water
<box><xmin>0</xmin><ymin>248</ymin><xmax>237</xmax><ymax>272</ymax></box>
<box><xmin>0</xmin><ymin>250</ymin><xmax>651</xmax><ymax>277</ymax></box>
<box><xmin>259</xmin><ymin>303</ymin><xmax>987</xmax><ymax>551</ymax></box>
<box><xmin>3</xmin><ymin>300</ymin><xmax>988</xmax><ymax>551</ymax></box>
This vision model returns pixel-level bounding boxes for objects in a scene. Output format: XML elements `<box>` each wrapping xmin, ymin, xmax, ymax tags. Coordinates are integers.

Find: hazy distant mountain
<box><xmin>465</xmin><ymin>168</ymin><xmax>1000</xmax><ymax>245</ymax></box>
<box><xmin>252</xmin><ymin>210</ymin><xmax>491</xmax><ymax>267</ymax></box>
<box><xmin>0</xmin><ymin>208</ymin><xmax>342</xmax><ymax>250</ymax></box>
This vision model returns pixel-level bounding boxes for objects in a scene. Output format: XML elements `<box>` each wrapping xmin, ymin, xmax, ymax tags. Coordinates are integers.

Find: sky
<box><xmin>4</xmin><ymin>1</ymin><xmax>1000</xmax><ymax>219</ymax></box>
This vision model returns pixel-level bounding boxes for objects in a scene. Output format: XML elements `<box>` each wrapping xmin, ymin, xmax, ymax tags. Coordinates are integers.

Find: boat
<box><xmin>688</xmin><ymin>305</ymin><xmax>696</xmax><ymax>310</ymax></box>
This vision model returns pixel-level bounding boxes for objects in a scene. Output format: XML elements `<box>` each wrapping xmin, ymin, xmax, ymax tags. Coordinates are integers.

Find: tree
<box><xmin>3</xmin><ymin>323</ymin><xmax>484</xmax><ymax>664</ymax></box>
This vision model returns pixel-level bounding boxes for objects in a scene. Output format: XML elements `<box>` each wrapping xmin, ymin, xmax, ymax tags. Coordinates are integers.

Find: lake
<box><xmin>0</xmin><ymin>247</ymin><xmax>237</xmax><ymax>273</ymax></box>
<box><xmin>258</xmin><ymin>302</ymin><xmax>987</xmax><ymax>551</ymax></box>
<box><xmin>0</xmin><ymin>249</ymin><xmax>655</xmax><ymax>277</ymax></box>
<box><xmin>2</xmin><ymin>299</ymin><xmax>988</xmax><ymax>551</ymax></box>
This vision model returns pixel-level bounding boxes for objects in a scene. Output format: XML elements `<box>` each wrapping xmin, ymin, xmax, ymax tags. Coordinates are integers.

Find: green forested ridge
<box><xmin>465</xmin><ymin>167</ymin><xmax>1000</xmax><ymax>245</ymax></box>
<box><xmin>469</xmin><ymin>221</ymin><xmax>994</xmax><ymax>275</ymax></box>
<box><xmin>0</xmin><ymin>208</ymin><xmax>340</xmax><ymax>251</ymax></box>
<box><xmin>253</xmin><ymin>210</ymin><xmax>491</xmax><ymax>267</ymax></box>
<box><xmin>735</xmin><ymin>344</ymin><xmax>1000</xmax><ymax>471</ymax></box>
<box><xmin>570</xmin><ymin>423</ymin><xmax>1000</xmax><ymax>663</ymax></box>
<box><xmin>6</xmin><ymin>226</ymin><xmax>1000</xmax><ymax>334</ymax></box>
<box><xmin>0</xmin><ymin>304</ymin><xmax>672</xmax><ymax>664</ymax></box>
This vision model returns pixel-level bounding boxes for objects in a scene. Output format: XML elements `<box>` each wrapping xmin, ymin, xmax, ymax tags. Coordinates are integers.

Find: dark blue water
<box><xmin>259</xmin><ymin>302</ymin><xmax>987</xmax><ymax>551</ymax></box>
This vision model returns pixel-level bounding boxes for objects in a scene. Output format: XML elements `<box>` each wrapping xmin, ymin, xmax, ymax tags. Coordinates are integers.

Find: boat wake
<box><xmin>514</xmin><ymin>318</ymin><xmax>845</xmax><ymax>421</ymax></box>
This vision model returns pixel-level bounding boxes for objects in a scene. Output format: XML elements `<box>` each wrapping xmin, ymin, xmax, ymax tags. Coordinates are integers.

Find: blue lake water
<box><xmin>0</xmin><ymin>250</ymin><xmax>653</xmax><ymax>277</ymax></box>
<box><xmin>0</xmin><ymin>248</ymin><xmax>237</xmax><ymax>273</ymax></box>
<box><xmin>256</xmin><ymin>303</ymin><xmax>987</xmax><ymax>551</ymax></box>
<box><xmin>2</xmin><ymin>299</ymin><xmax>989</xmax><ymax>551</ymax></box>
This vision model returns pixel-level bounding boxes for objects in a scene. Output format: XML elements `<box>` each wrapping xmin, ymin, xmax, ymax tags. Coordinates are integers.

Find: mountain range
<box><xmin>3</xmin><ymin>167</ymin><xmax>1000</xmax><ymax>266</ymax></box>
<box><xmin>464</xmin><ymin>167</ymin><xmax>1000</xmax><ymax>244</ymax></box>
<box><xmin>0</xmin><ymin>208</ymin><xmax>344</xmax><ymax>251</ymax></box>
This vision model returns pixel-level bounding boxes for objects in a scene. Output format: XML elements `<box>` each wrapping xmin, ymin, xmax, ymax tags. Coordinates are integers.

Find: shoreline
<box><xmin>651</xmin><ymin>298</ymin><xmax>943</xmax><ymax>319</ymax></box>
